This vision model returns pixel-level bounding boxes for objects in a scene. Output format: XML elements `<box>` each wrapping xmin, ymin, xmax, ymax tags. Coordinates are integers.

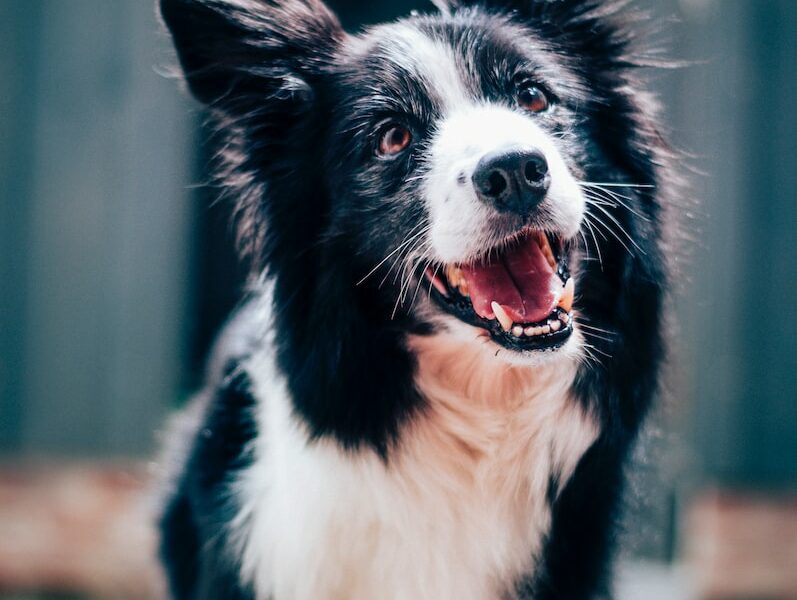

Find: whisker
<box><xmin>578</xmin><ymin>181</ymin><xmax>654</xmax><ymax>189</ymax></box>
<box><xmin>356</xmin><ymin>223</ymin><xmax>428</xmax><ymax>286</ymax></box>
<box><xmin>427</xmin><ymin>263</ymin><xmax>443</xmax><ymax>299</ymax></box>
<box><xmin>392</xmin><ymin>239</ymin><xmax>432</xmax><ymax>318</ymax></box>
<box><xmin>582</xmin><ymin>215</ymin><xmax>605</xmax><ymax>270</ymax></box>
<box><xmin>409</xmin><ymin>257</ymin><xmax>436</xmax><ymax>308</ymax></box>
<box><xmin>578</xmin><ymin>323</ymin><xmax>616</xmax><ymax>337</ymax></box>
<box><xmin>589</xmin><ymin>203</ymin><xmax>646</xmax><ymax>255</ymax></box>
<box><xmin>582</xmin><ymin>342</ymin><xmax>613</xmax><ymax>360</ymax></box>
<box><xmin>585</xmin><ymin>210</ymin><xmax>634</xmax><ymax>256</ymax></box>
<box><xmin>580</xmin><ymin>330</ymin><xmax>616</xmax><ymax>343</ymax></box>
<box><xmin>384</xmin><ymin>230</ymin><xmax>430</xmax><ymax>288</ymax></box>
<box><xmin>582</xmin><ymin>184</ymin><xmax>651</xmax><ymax>223</ymax></box>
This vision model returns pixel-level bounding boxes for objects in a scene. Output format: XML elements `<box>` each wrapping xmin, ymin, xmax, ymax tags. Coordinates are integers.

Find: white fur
<box><xmin>424</xmin><ymin>104</ymin><xmax>586</xmax><ymax>264</ymax></box>
<box><xmin>377</xmin><ymin>24</ymin><xmax>471</xmax><ymax>113</ymax></box>
<box><xmin>229</xmin><ymin>290</ymin><xmax>598</xmax><ymax>600</ymax></box>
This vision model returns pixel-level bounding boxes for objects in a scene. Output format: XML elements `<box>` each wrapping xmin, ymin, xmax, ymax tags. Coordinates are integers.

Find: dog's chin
<box><xmin>424</xmin><ymin>313</ymin><xmax>583</xmax><ymax>368</ymax></box>
<box><xmin>421</xmin><ymin>228</ymin><xmax>577</xmax><ymax>358</ymax></box>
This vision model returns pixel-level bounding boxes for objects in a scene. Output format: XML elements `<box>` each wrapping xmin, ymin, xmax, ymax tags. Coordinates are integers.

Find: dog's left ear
<box><xmin>160</xmin><ymin>0</ymin><xmax>345</xmax><ymax>110</ymax></box>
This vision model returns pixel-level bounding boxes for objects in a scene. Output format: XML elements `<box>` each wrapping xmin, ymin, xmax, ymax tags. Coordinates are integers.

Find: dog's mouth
<box><xmin>424</xmin><ymin>229</ymin><xmax>574</xmax><ymax>352</ymax></box>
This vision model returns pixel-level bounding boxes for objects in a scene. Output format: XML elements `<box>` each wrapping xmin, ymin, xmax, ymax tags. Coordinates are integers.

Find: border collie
<box><xmin>158</xmin><ymin>0</ymin><xmax>671</xmax><ymax>598</ymax></box>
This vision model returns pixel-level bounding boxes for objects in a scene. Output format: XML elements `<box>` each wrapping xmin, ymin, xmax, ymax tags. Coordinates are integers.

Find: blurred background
<box><xmin>1</xmin><ymin>0</ymin><xmax>796</xmax><ymax>598</ymax></box>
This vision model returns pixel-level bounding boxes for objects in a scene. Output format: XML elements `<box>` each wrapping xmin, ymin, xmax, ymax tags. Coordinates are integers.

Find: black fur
<box><xmin>158</xmin><ymin>1</ymin><xmax>671</xmax><ymax>597</ymax></box>
<box><xmin>160</xmin><ymin>368</ymin><xmax>257</xmax><ymax>600</ymax></box>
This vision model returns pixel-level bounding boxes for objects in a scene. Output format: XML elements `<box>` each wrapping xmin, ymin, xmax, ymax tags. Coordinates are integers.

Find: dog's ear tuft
<box><xmin>434</xmin><ymin>0</ymin><xmax>621</xmax><ymax>14</ymax></box>
<box><xmin>159</xmin><ymin>0</ymin><xmax>344</xmax><ymax>108</ymax></box>
<box><xmin>436</xmin><ymin>0</ymin><xmax>641</xmax><ymax>66</ymax></box>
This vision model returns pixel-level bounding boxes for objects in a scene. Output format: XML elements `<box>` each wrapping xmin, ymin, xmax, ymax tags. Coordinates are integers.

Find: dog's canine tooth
<box><xmin>491</xmin><ymin>302</ymin><xmax>514</xmax><ymax>332</ymax></box>
<box><xmin>558</xmin><ymin>278</ymin><xmax>575</xmax><ymax>313</ymax></box>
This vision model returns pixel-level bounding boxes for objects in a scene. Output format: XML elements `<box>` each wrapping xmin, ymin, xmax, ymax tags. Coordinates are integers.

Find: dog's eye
<box><xmin>377</xmin><ymin>124</ymin><xmax>412</xmax><ymax>157</ymax></box>
<box><xmin>517</xmin><ymin>84</ymin><xmax>550</xmax><ymax>114</ymax></box>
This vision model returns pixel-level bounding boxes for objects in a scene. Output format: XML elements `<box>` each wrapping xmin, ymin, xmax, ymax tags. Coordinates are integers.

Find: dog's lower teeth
<box><xmin>512</xmin><ymin>316</ymin><xmax>569</xmax><ymax>338</ymax></box>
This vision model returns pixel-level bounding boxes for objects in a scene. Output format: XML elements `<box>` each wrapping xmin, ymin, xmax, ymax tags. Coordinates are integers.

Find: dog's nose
<box><xmin>472</xmin><ymin>149</ymin><xmax>550</xmax><ymax>215</ymax></box>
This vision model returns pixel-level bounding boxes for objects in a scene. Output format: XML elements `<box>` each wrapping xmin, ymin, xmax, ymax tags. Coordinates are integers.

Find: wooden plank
<box><xmin>0</xmin><ymin>463</ymin><xmax>164</xmax><ymax>599</ymax></box>
<box><xmin>685</xmin><ymin>490</ymin><xmax>797</xmax><ymax>600</ymax></box>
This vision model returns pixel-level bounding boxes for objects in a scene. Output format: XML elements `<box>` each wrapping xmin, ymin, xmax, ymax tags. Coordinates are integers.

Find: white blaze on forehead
<box><xmin>424</xmin><ymin>103</ymin><xmax>586</xmax><ymax>263</ymax></box>
<box><xmin>379</xmin><ymin>24</ymin><xmax>470</xmax><ymax>113</ymax></box>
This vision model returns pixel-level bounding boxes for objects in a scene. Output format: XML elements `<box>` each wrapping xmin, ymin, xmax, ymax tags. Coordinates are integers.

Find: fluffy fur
<box><xmin>157</xmin><ymin>0</ymin><xmax>671</xmax><ymax>598</ymax></box>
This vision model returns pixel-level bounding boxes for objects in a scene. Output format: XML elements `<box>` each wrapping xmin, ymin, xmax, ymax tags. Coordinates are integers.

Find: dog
<box><xmin>157</xmin><ymin>0</ymin><xmax>671</xmax><ymax>598</ymax></box>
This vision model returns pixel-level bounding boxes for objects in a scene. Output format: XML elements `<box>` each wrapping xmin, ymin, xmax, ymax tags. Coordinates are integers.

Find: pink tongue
<box><xmin>460</xmin><ymin>236</ymin><xmax>561</xmax><ymax>324</ymax></box>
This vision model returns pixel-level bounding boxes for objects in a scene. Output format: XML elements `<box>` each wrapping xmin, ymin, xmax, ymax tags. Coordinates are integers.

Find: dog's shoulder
<box><xmin>158</xmin><ymin>296</ymin><xmax>270</xmax><ymax>600</ymax></box>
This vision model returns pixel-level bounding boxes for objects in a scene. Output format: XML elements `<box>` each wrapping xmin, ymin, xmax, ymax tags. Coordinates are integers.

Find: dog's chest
<box><xmin>233</xmin><ymin>345</ymin><xmax>598</xmax><ymax>600</ymax></box>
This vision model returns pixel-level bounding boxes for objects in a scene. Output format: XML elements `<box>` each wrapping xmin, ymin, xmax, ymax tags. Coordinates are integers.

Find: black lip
<box><xmin>425</xmin><ymin>232</ymin><xmax>574</xmax><ymax>352</ymax></box>
<box><xmin>429</xmin><ymin>284</ymin><xmax>574</xmax><ymax>352</ymax></box>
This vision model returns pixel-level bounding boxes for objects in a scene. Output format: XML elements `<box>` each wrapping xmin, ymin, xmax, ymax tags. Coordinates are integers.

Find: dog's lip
<box><xmin>424</xmin><ymin>229</ymin><xmax>575</xmax><ymax>351</ymax></box>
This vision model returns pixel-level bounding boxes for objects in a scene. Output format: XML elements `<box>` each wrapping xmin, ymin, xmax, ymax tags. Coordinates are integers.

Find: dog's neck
<box><xmin>408</xmin><ymin>332</ymin><xmax>576</xmax><ymax>412</ymax></box>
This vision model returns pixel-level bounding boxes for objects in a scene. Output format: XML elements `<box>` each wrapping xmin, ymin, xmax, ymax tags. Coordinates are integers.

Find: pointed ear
<box><xmin>159</xmin><ymin>0</ymin><xmax>344</xmax><ymax>108</ymax></box>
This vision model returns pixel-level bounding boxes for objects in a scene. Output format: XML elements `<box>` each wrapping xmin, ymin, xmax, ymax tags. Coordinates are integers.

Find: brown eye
<box><xmin>377</xmin><ymin>124</ymin><xmax>412</xmax><ymax>157</ymax></box>
<box><xmin>517</xmin><ymin>84</ymin><xmax>550</xmax><ymax>113</ymax></box>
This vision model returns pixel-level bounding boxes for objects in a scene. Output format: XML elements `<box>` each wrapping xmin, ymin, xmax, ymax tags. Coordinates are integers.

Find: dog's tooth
<box><xmin>541</xmin><ymin>325</ymin><xmax>551</xmax><ymax>335</ymax></box>
<box><xmin>446</xmin><ymin>269</ymin><xmax>456</xmax><ymax>287</ymax></box>
<box><xmin>445</xmin><ymin>265</ymin><xmax>456</xmax><ymax>284</ymax></box>
<box><xmin>512</xmin><ymin>325</ymin><xmax>524</xmax><ymax>337</ymax></box>
<box><xmin>524</xmin><ymin>326</ymin><xmax>536</xmax><ymax>337</ymax></box>
<box><xmin>446</xmin><ymin>265</ymin><xmax>465</xmax><ymax>289</ymax></box>
<box><xmin>491</xmin><ymin>302</ymin><xmax>514</xmax><ymax>332</ymax></box>
<box><xmin>558</xmin><ymin>278</ymin><xmax>575</xmax><ymax>313</ymax></box>
<box><xmin>560</xmin><ymin>312</ymin><xmax>571</xmax><ymax>325</ymax></box>
<box><xmin>550</xmin><ymin>319</ymin><xmax>562</xmax><ymax>332</ymax></box>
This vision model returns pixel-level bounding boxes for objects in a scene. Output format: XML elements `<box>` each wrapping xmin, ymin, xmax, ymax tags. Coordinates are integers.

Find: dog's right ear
<box><xmin>159</xmin><ymin>0</ymin><xmax>344</xmax><ymax>109</ymax></box>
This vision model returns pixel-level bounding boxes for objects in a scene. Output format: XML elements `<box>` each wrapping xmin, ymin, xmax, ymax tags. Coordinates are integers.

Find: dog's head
<box><xmin>161</xmin><ymin>0</ymin><xmax>666</xmax><ymax>371</ymax></box>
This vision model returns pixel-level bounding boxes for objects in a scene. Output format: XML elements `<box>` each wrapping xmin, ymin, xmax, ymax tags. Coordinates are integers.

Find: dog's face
<box><xmin>162</xmin><ymin>0</ymin><xmax>661</xmax><ymax>367</ymax></box>
<box><xmin>327</xmin><ymin>16</ymin><xmax>588</xmax><ymax>360</ymax></box>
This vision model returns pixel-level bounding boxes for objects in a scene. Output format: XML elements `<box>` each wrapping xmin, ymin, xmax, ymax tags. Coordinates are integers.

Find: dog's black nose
<box><xmin>472</xmin><ymin>149</ymin><xmax>550</xmax><ymax>215</ymax></box>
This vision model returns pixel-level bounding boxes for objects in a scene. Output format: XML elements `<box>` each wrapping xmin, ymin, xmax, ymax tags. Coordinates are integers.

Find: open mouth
<box><xmin>424</xmin><ymin>229</ymin><xmax>574</xmax><ymax>352</ymax></box>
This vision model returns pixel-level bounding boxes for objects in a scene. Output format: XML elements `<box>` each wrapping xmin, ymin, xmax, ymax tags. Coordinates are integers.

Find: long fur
<box><xmin>157</xmin><ymin>1</ymin><xmax>672</xmax><ymax>598</ymax></box>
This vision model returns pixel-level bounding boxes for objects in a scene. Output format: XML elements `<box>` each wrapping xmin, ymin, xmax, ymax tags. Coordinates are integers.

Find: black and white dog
<box><xmin>158</xmin><ymin>0</ymin><xmax>671</xmax><ymax>598</ymax></box>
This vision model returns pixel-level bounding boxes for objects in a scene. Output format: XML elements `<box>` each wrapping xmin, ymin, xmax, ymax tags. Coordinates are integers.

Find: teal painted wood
<box><xmin>667</xmin><ymin>0</ymin><xmax>797</xmax><ymax>487</ymax></box>
<box><xmin>732</xmin><ymin>0</ymin><xmax>797</xmax><ymax>486</ymax></box>
<box><xmin>0</xmin><ymin>1</ymin><xmax>43</xmax><ymax>452</ymax></box>
<box><xmin>11</xmin><ymin>0</ymin><xmax>194</xmax><ymax>457</ymax></box>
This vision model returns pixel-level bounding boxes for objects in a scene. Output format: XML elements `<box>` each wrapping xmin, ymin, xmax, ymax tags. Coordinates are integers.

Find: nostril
<box><xmin>485</xmin><ymin>170</ymin><xmax>509</xmax><ymax>198</ymax></box>
<box><xmin>523</xmin><ymin>154</ymin><xmax>549</xmax><ymax>186</ymax></box>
